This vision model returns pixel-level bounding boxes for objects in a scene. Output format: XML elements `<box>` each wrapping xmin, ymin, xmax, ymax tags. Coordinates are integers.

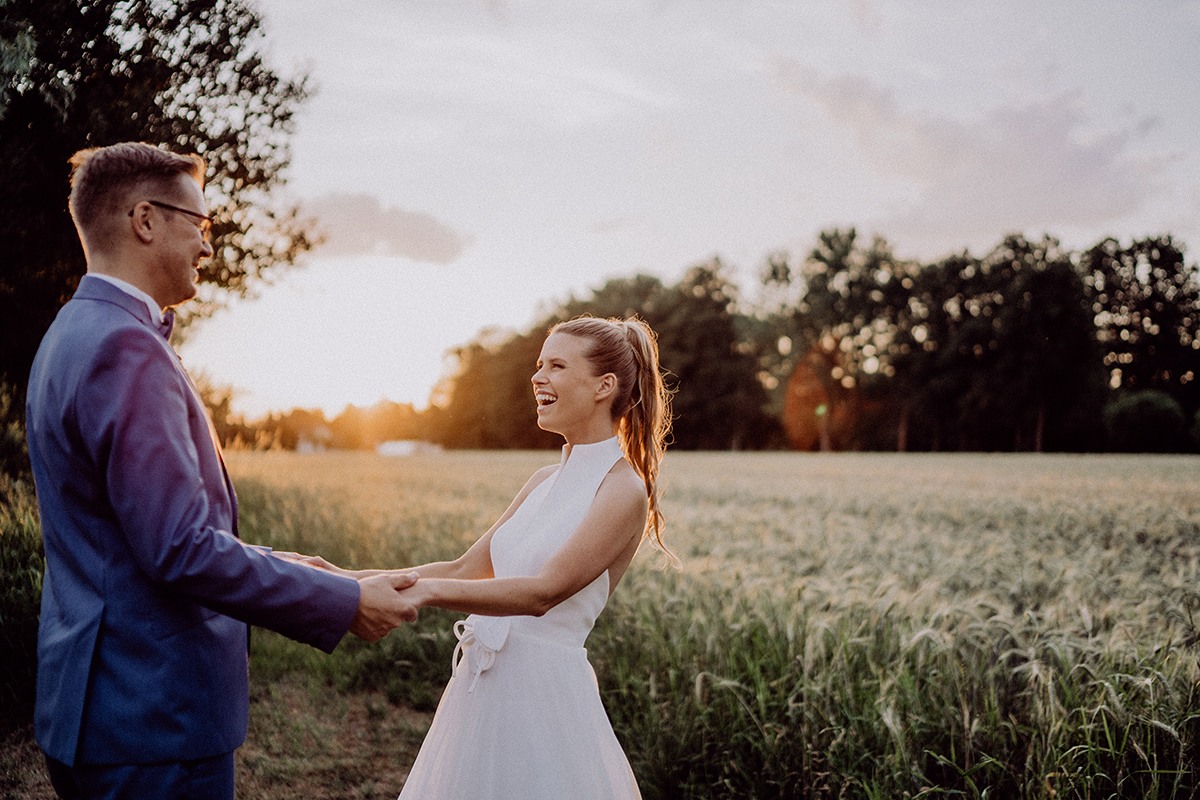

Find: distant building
<box><xmin>296</xmin><ymin>424</ymin><xmax>333</xmax><ymax>453</ymax></box>
<box><xmin>376</xmin><ymin>440</ymin><xmax>443</xmax><ymax>457</ymax></box>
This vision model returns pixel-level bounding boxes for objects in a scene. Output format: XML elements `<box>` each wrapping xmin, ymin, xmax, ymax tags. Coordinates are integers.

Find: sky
<box><xmin>178</xmin><ymin>0</ymin><xmax>1200</xmax><ymax>418</ymax></box>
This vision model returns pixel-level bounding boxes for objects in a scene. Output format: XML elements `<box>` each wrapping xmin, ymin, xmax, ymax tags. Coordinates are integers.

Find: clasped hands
<box><xmin>276</xmin><ymin>552</ymin><xmax>420</xmax><ymax>642</ymax></box>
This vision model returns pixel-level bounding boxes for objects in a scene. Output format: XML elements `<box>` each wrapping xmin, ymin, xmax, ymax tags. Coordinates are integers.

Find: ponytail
<box><xmin>617</xmin><ymin>320</ymin><xmax>672</xmax><ymax>554</ymax></box>
<box><xmin>549</xmin><ymin>316</ymin><xmax>676</xmax><ymax>561</ymax></box>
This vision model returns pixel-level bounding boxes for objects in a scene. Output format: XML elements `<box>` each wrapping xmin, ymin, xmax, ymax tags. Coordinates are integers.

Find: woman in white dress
<box><xmin>312</xmin><ymin>316</ymin><xmax>673</xmax><ymax>799</ymax></box>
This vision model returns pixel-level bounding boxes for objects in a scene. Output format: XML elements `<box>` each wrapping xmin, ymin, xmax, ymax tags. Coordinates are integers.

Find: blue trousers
<box><xmin>44</xmin><ymin>751</ymin><xmax>235</xmax><ymax>800</ymax></box>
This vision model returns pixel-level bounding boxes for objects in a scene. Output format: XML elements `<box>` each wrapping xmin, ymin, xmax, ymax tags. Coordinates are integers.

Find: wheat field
<box><xmin>217</xmin><ymin>449</ymin><xmax>1200</xmax><ymax>799</ymax></box>
<box><xmin>229</xmin><ymin>449</ymin><xmax>1200</xmax><ymax>647</ymax></box>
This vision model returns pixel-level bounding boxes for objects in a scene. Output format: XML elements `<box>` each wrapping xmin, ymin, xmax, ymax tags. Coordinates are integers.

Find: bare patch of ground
<box><xmin>0</xmin><ymin>675</ymin><xmax>432</xmax><ymax>800</ymax></box>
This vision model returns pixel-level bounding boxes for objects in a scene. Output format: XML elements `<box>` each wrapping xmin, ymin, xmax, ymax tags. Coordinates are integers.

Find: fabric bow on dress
<box><xmin>452</xmin><ymin>616</ymin><xmax>511</xmax><ymax>693</ymax></box>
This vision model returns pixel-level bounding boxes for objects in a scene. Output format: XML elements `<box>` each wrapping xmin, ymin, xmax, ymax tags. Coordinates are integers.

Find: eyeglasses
<box><xmin>130</xmin><ymin>200</ymin><xmax>214</xmax><ymax>241</ymax></box>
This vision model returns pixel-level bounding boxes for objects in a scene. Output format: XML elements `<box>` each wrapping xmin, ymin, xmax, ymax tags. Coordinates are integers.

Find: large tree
<box><xmin>953</xmin><ymin>235</ymin><xmax>1104</xmax><ymax>451</ymax></box>
<box><xmin>0</xmin><ymin>0</ymin><xmax>313</xmax><ymax>392</ymax></box>
<box><xmin>436</xmin><ymin>266</ymin><xmax>779</xmax><ymax>451</ymax></box>
<box><xmin>436</xmin><ymin>328</ymin><xmax>560</xmax><ymax>450</ymax></box>
<box><xmin>759</xmin><ymin>228</ymin><xmax>916</xmax><ymax>450</ymax></box>
<box><xmin>1080</xmin><ymin>235</ymin><xmax>1200</xmax><ymax>418</ymax></box>
<box><xmin>554</xmin><ymin>264</ymin><xmax>778</xmax><ymax>450</ymax></box>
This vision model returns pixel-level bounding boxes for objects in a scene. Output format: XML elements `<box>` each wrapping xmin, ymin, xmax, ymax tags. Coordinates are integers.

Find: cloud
<box><xmin>845</xmin><ymin>0</ymin><xmax>881</xmax><ymax>32</ymax></box>
<box><xmin>776</xmin><ymin>60</ymin><xmax>1170</xmax><ymax>252</ymax></box>
<box><xmin>303</xmin><ymin>193</ymin><xmax>472</xmax><ymax>265</ymax></box>
<box><xmin>589</xmin><ymin>215</ymin><xmax>637</xmax><ymax>236</ymax></box>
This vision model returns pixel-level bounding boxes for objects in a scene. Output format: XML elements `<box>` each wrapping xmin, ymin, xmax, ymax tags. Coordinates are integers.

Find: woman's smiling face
<box><xmin>531</xmin><ymin>332</ymin><xmax>609</xmax><ymax>439</ymax></box>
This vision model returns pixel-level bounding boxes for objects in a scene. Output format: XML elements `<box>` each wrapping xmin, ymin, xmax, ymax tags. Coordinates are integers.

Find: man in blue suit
<box><xmin>26</xmin><ymin>141</ymin><xmax>419</xmax><ymax>799</ymax></box>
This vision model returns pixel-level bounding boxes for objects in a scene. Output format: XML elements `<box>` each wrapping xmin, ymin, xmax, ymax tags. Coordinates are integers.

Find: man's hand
<box><xmin>349</xmin><ymin>572</ymin><xmax>420</xmax><ymax>642</ymax></box>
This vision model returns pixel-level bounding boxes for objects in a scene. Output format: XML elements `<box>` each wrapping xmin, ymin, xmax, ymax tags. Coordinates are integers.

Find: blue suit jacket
<box><xmin>26</xmin><ymin>275</ymin><xmax>362</xmax><ymax>766</ymax></box>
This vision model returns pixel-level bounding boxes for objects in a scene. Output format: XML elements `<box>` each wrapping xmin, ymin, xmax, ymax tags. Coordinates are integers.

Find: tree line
<box><xmin>197</xmin><ymin>228</ymin><xmax>1199</xmax><ymax>454</ymax></box>
<box><xmin>756</xmin><ymin>230</ymin><xmax>1198</xmax><ymax>452</ymax></box>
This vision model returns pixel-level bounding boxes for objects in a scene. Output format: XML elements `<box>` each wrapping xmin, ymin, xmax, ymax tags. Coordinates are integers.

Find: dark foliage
<box><xmin>757</xmin><ymin>231</ymin><xmax>1196</xmax><ymax>452</ymax></box>
<box><xmin>0</xmin><ymin>0</ymin><xmax>314</xmax><ymax>393</ymax></box>
<box><xmin>1104</xmin><ymin>389</ymin><xmax>1190</xmax><ymax>453</ymax></box>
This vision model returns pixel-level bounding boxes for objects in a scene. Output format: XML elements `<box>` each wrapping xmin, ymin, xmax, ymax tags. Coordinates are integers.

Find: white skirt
<box><xmin>397</xmin><ymin>624</ymin><xmax>642</xmax><ymax>800</ymax></box>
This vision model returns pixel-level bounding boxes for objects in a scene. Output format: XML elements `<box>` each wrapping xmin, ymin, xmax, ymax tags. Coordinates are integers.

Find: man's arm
<box><xmin>84</xmin><ymin>326</ymin><xmax>362</xmax><ymax>650</ymax></box>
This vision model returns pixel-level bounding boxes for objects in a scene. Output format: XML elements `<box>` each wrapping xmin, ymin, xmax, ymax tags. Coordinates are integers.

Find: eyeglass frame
<box><xmin>129</xmin><ymin>200</ymin><xmax>214</xmax><ymax>240</ymax></box>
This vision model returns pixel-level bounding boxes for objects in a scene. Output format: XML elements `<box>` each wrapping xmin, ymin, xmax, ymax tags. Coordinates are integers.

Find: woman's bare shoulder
<box><xmin>601</xmin><ymin>458</ymin><xmax>648</xmax><ymax>503</ymax></box>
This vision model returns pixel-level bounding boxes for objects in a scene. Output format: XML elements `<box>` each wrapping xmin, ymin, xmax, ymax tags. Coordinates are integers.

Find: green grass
<box><xmin>0</xmin><ymin>475</ymin><xmax>42</xmax><ymax>736</ymax></box>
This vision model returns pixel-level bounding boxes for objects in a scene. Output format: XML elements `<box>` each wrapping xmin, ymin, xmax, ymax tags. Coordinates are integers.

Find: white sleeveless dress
<box><xmin>397</xmin><ymin>436</ymin><xmax>642</xmax><ymax>799</ymax></box>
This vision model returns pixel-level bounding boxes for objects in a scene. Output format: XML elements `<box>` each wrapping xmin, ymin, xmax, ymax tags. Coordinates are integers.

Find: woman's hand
<box><xmin>394</xmin><ymin>577</ymin><xmax>432</xmax><ymax>613</ymax></box>
<box><xmin>298</xmin><ymin>554</ymin><xmax>345</xmax><ymax>574</ymax></box>
<box><xmin>274</xmin><ymin>551</ymin><xmax>357</xmax><ymax>578</ymax></box>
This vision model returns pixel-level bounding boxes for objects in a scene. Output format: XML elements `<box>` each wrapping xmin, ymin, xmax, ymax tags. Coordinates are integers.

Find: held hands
<box><xmin>272</xmin><ymin>552</ymin><xmax>421</xmax><ymax>642</ymax></box>
<box><xmin>349</xmin><ymin>572</ymin><xmax>421</xmax><ymax>642</ymax></box>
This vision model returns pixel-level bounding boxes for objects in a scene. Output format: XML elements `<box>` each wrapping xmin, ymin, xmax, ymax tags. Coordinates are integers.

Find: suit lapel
<box><xmin>176</xmin><ymin>366</ymin><xmax>240</xmax><ymax>539</ymax></box>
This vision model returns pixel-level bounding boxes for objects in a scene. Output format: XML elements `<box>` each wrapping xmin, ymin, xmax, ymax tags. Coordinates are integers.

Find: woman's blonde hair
<box><xmin>550</xmin><ymin>315</ymin><xmax>674</xmax><ymax>557</ymax></box>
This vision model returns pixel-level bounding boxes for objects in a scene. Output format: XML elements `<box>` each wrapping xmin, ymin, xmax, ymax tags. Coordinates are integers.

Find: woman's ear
<box><xmin>595</xmin><ymin>373</ymin><xmax>617</xmax><ymax>401</ymax></box>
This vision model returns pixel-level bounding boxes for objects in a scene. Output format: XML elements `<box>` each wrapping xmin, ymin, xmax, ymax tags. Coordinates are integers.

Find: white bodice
<box><xmin>453</xmin><ymin>437</ymin><xmax>624</xmax><ymax>686</ymax></box>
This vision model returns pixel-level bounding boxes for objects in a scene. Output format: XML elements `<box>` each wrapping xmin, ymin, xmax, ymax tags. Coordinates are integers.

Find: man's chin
<box><xmin>162</xmin><ymin>289</ymin><xmax>197</xmax><ymax>311</ymax></box>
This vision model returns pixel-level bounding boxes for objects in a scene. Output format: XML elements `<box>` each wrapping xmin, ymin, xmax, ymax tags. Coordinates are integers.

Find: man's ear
<box><xmin>129</xmin><ymin>202</ymin><xmax>156</xmax><ymax>244</ymax></box>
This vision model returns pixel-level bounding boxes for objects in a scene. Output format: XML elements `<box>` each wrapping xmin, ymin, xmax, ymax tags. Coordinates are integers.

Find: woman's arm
<box><xmin>405</xmin><ymin>463</ymin><xmax>648</xmax><ymax>618</ymax></box>
<box><xmin>285</xmin><ymin>465</ymin><xmax>560</xmax><ymax>581</ymax></box>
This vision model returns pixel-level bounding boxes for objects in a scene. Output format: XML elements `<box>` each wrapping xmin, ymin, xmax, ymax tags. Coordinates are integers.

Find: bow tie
<box><xmin>158</xmin><ymin>310</ymin><xmax>175</xmax><ymax>340</ymax></box>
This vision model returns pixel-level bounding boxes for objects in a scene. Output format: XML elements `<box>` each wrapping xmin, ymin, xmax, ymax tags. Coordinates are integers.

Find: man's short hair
<box><xmin>68</xmin><ymin>142</ymin><xmax>206</xmax><ymax>238</ymax></box>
